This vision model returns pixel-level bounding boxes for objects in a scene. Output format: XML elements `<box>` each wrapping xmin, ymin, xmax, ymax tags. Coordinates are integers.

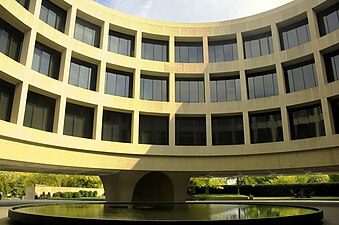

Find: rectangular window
<box><xmin>175</xmin><ymin>42</ymin><xmax>203</xmax><ymax>63</ymax></box>
<box><xmin>284</xmin><ymin>60</ymin><xmax>318</xmax><ymax>93</ymax></box>
<box><xmin>279</xmin><ymin>19</ymin><xmax>311</xmax><ymax>50</ymax></box>
<box><xmin>32</xmin><ymin>42</ymin><xmax>61</xmax><ymax>79</ymax></box>
<box><xmin>39</xmin><ymin>0</ymin><xmax>66</xmax><ymax>32</ymax></box>
<box><xmin>317</xmin><ymin>3</ymin><xmax>339</xmax><ymax>36</ymax></box>
<box><xmin>250</xmin><ymin>111</ymin><xmax>283</xmax><ymax>143</ymax></box>
<box><xmin>139</xmin><ymin>115</ymin><xmax>169</xmax><ymax>145</ymax></box>
<box><xmin>0</xmin><ymin>19</ymin><xmax>24</xmax><ymax>62</ymax></box>
<box><xmin>175</xmin><ymin>77</ymin><xmax>204</xmax><ymax>103</ymax></box>
<box><xmin>208</xmin><ymin>39</ymin><xmax>238</xmax><ymax>62</ymax></box>
<box><xmin>74</xmin><ymin>17</ymin><xmax>101</xmax><ymax>47</ymax></box>
<box><xmin>16</xmin><ymin>0</ymin><xmax>30</xmax><ymax>9</ymax></box>
<box><xmin>243</xmin><ymin>32</ymin><xmax>273</xmax><ymax>59</ymax></box>
<box><xmin>175</xmin><ymin>116</ymin><xmax>206</xmax><ymax>146</ymax></box>
<box><xmin>210</xmin><ymin>75</ymin><xmax>241</xmax><ymax>102</ymax></box>
<box><xmin>63</xmin><ymin>102</ymin><xmax>94</xmax><ymax>139</ymax></box>
<box><xmin>108</xmin><ymin>30</ymin><xmax>135</xmax><ymax>57</ymax></box>
<box><xmin>212</xmin><ymin>115</ymin><xmax>244</xmax><ymax>145</ymax></box>
<box><xmin>69</xmin><ymin>58</ymin><xmax>97</xmax><ymax>91</ymax></box>
<box><xmin>142</xmin><ymin>38</ymin><xmax>168</xmax><ymax>62</ymax></box>
<box><xmin>140</xmin><ymin>75</ymin><xmax>168</xmax><ymax>101</ymax></box>
<box><xmin>105</xmin><ymin>69</ymin><xmax>133</xmax><ymax>98</ymax></box>
<box><xmin>247</xmin><ymin>70</ymin><xmax>279</xmax><ymax>99</ymax></box>
<box><xmin>102</xmin><ymin>110</ymin><xmax>131</xmax><ymax>143</ymax></box>
<box><xmin>289</xmin><ymin>104</ymin><xmax>325</xmax><ymax>140</ymax></box>
<box><xmin>324</xmin><ymin>50</ymin><xmax>339</xmax><ymax>82</ymax></box>
<box><xmin>0</xmin><ymin>79</ymin><xmax>15</xmax><ymax>122</ymax></box>
<box><xmin>24</xmin><ymin>91</ymin><xmax>55</xmax><ymax>132</ymax></box>
<box><xmin>331</xmin><ymin>98</ymin><xmax>339</xmax><ymax>134</ymax></box>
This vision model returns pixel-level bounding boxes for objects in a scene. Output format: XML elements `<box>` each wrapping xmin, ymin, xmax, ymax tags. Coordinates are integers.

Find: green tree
<box><xmin>329</xmin><ymin>174</ymin><xmax>339</xmax><ymax>182</ymax></box>
<box><xmin>190</xmin><ymin>177</ymin><xmax>226</xmax><ymax>194</ymax></box>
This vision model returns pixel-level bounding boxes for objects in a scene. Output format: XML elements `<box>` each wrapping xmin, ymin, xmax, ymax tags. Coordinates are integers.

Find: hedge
<box><xmin>191</xmin><ymin>183</ymin><xmax>339</xmax><ymax>197</ymax></box>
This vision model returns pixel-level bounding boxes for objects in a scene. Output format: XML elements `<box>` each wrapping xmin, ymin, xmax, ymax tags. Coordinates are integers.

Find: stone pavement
<box><xmin>0</xmin><ymin>200</ymin><xmax>338</xmax><ymax>225</ymax></box>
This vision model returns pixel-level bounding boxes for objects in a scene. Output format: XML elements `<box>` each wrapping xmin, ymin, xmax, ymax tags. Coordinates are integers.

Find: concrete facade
<box><xmin>0</xmin><ymin>0</ymin><xmax>338</xmax><ymax>202</ymax></box>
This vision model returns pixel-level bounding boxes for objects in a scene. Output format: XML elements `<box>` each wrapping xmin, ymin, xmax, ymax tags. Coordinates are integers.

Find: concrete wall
<box><xmin>25</xmin><ymin>185</ymin><xmax>105</xmax><ymax>200</ymax></box>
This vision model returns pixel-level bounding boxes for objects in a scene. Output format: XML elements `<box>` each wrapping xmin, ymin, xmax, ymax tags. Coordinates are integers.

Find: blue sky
<box><xmin>95</xmin><ymin>0</ymin><xmax>294</xmax><ymax>22</ymax></box>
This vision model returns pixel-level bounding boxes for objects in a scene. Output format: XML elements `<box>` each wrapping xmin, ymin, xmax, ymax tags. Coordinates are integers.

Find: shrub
<box><xmin>61</xmin><ymin>192</ymin><xmax>69</xmax><ymax>198</ymax></box>
<box><xmin>79</xmin><ymin>190</ymin><xmax>84</xmax><ymax>197</ymax></box>
<box><xmin>93</xmin><ymin>191</ymin><xmax>98</xmax><ymax>197</ymax></box>
<box><xmin>53</xmin><ymin>192</ymin><xmax>61</xmax><ymax>198</ymax></box>
<box><xmin>73</xmin><ymin>192</ymin><xmax>81</xmax><ymax>198</ymax></box>
<box><xmin>88</xmin><ymin>191</ymin><xmax>93</xmax><ymax>197</ymax></box>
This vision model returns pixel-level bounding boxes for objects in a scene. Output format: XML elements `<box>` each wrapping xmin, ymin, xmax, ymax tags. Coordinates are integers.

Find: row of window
<box><xmin>1</xmin><ymin>24</ymin><xmax>339</xmax><ymax>105</ymax></box>
<box><xmin>1</xmin><ymin>79</ymin><xmax>338</xmax><ymax>145</ymax></box>
<box><xmin>14</xmin><ymin>0</ymin><xmax>339</xmax><ymax>62</ymax></box>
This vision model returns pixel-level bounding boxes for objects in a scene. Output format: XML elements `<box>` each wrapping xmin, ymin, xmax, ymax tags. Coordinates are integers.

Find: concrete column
<box><xmin>133</xmin><ymin>68</ymin><xmax>141</xmax><ymax>100</ymax></box>
<box><xmin>20</xmin><ymin>29</ymin><xmax>36</xmax><ymax>67</ymax></box>
<box><xmin>101</xmin><ymin>21</ymin><xmax>109</xmax><ymax>50</ymax></box>
<box><xmin>10</xmin><ymin>81</ymin><xmax>28</xmax><ymax>125</ymax></box>
<box><xmin>101</xmin><ymin>171</ymin><xmax>191</xmax><ymax>203</ymax></box>
<box><xmin>236</xmin><ymin>32</ymin><xmax>245</xmax><ymax>60</ymax></box>
<box><xmin>30</xmin><ymin>0</ymin><xmax>42</xmax><ymax>16</ymax></box>
<box><xmin>242</xmin><ymin>111</ymin><xmax>251</xmax><ymax>145</ymax></box>
<box><xmin>65</xmin><ymin>5</ymin><xmax>77</xmax><ymax>37</ymax></box>
<box><xmin>97</xmin><ymin>61</ymin><xmax>107</xmax><ymax>94</ymax></box>
<box><xmin>60</xmin><ymin>48</ymin><xmax>72</xmax><ymax>83</ymax></box>
<box><xmin>94</xmin><ymin>104</ymin><xmax>103</xmax><ymax>140</ymax></box>
<box><xmin>321</xmin><ymin>98</ymin><xmax>335</xmax><ymax>136</ymax></box>
<box><xmin>169</xmin><ymin>112</ymin><xmax>175</xmax><ymax>146</ymax></box>
<box><xmin>169</xmin><ymin>72</ymin><xmax>175</xmax><ymax>103</ymax></box>
<box><xmin>169</xmin><ymin>36</ymin><xmax>175</xmax><ymax>63</ymax></box>
<box><xmin>135</xmin><ymin>31</ymin><xmax>142</xmax><ymax>60</ymax></box>
<box><xmin>206</xmin><ymin>113</ymin><xmax>212</xmax><ymax>146</ymax></box>
<box><xmin>132</xmin><ymin>110</ymin><xmax>139</xmax><ymax>144</ymax></box>
<box><xmin>281</xmin><ymin>106</ymin><xmax>291</xmax><ymax>141</ymax></box>
<box><xmin>239</xmin><ymin>69</ymin><xmax>248</xmax><ymax>101</ymax></box>
<box><xmin>56</xmin><ymin>95</ymin><xmax>67</xmax><ymax>135</ymax></box>
<box><xmin>203</xmin><ymin>36</ymin><xmax>209</xmax><ymax>63</ymax></box>
<box><xmin>101</xmin><ymin>171</ymin><xmax>146</xmax><ymax>202</ymax></box>
<box><xmin>204</xmin><ymin>72</ymin><xmax>210</xmax><ymax>103</ymax></box>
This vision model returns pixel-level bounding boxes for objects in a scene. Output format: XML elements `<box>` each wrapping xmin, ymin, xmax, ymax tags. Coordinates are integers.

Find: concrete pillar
<box><xmin>101</xmin><ymin>171</ymin><xmax>191</xmax><ymax>203</ymax></box>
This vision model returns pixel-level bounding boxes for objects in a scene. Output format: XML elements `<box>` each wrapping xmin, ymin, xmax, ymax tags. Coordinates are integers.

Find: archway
<box><xmin>132</xmin><ymin>172</ymin><xmax>174</xmax><ymax>202</ymax></box>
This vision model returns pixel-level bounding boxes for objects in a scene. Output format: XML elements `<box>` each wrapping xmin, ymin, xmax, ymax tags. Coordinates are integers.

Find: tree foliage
<box><xmin>0</xmin><ymin>171</ymin><xmax>103</xmax><ymax>198</ymax></box>
<box><xmin>190</xmin><ymin>177</ymin><xmax>226</xmax><ymax>194</ymax></box>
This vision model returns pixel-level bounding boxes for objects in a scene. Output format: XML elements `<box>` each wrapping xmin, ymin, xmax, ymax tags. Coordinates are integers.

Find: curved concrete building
<box><xmin>0</xmin><ymin>0</ymin><xmax>339</xmax><ymax>202</ymax></box>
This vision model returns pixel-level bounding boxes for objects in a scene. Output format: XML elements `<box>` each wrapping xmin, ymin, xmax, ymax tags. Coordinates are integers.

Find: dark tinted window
<box><xmin>102</xmin><ymin>110</ymin><xmax>131</xmax><ymax>143</ymax></box>
<box><xmin>317</xmin><ymin>3</ymin><xmax>339</xmax><ymax>36</ymax></box>
<box><xmin>324</xmin><ymin>50</ymin><xmax>339</xmax><ymax>82</ymax></box>
<box><xmin>142</xmin><ymin>38</ymin><xmax>168</xmax><ymax>62</ymax></box>
<box><xmin>69</xmin><ymin>58</ymin><xmax>97</xmax><ymax>91</ymax></box>
<box><xmin>139</xmin><ymin>115</ymin><xmax>168</xmax><ymax>145</ymax></box>
<box><xmin>140</xmin><ymin>75</ymin><xmax>168</xmax><ymax>101</ymax></box>
<box><xmin>63</xmin><ymin>102</ymin><xmax>94</xmax><ymax>139</ymax></box>
<box><xmin>175</xmin><ymin>42</ymin><xmax>203</xmax><ymax>63</ymax></box>
<box><xmin>244</xmin><ymin>32</ymin><xmax>273</xmax><ymax>58</ymax></box>
<box><xmin>175</xmin><ymin>78</ymin><xmax>204</xmax><ymax>103</ymax></box>
<box><xmin>108</xmin><ymin>30</ymin><xmax>134</xmax><ymax>57</ymax></box>
<box><xmin>210</xmin><ymin>75</ymin><xmax>241</xmax><ymax>102</ymax></box>
<box><xmin>74</xmin><ymin>17</ymin><xmax>101</xmax><ymax>47</ymax></box>
<box><xmin>105</xmin><ymin>69</ymin><xmax>133</xmax><ymax>98</ymax></box>
<box><xmin>0</xmin><ymin>19</ymin><xmax>24</xmax><ymax>62</ymax></box>
<box><xmin>289</xmin><ymin>104</ymin><xmax>325</xmax><ymax>140</ymax></box>
<box><xmin>40</xmin><ymin>0</ymin><xmax>66</xmax><ymax>32</ymax></box>
<box><xmin>212</xmin><ymin>115</ymin><xmax>244</xmax><ymax>145</ymax></box>
<box><xmin>250</xmin><ymin>111</ymin><xmax>283</xmax><ymax>143</ymax></box>
<box><xmin>279</xmin><ymin>19</ymin><xmax>311</xmax><ymax>50</ymax></box>
<box><xmin>208</xmin><ymin>40</ymin><xmax>238</xmax><ymax>62</ymax></box>
<box><xmin>32</xmin><ymin>42</ymin><xmax>61</xmax><ymax>79</ymax></box>
<box><xmin>331</xmin><ymin>98</ymin><xmax>339</xmax><ymax>134</ymax></box>
<box><xmin>247</xmin><ymin>70</ymin><xmax>279</xmax><ymax>99</ymax></box>
<box><xmin>284</xmin><ymin>60</ymin><xmax>318</xmax><ymax>93</ymax></box>
<box><xmin>176</xmin><ymin>116</ymin><xmax>206</xmax><ymax>146</ymax></box>
<box><xmin>24</xmin><ymin>91</ymin><xmax>55</xmax><ymax>132</ymax></box>
<box><xmin>0</xmin><ymin>79</ymin><xmax>15</xmax><ymax>122</ymax></box>
<box><xmin>16</xmin><ymin>0</ymin><xmax>30</xmax><ymax>9</ymax></box>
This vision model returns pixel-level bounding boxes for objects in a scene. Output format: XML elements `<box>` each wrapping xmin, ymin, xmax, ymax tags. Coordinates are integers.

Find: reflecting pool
<box><xmin>9</xmin><ymin>203</ymin><xmax>323</xmax><ymax>225</ymax></box>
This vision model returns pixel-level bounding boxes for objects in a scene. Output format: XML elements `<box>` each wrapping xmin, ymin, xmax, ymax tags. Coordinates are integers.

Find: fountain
<box><xmin>8</xmin><ymin>202</ymin><xmax>323</xmax><ymax>225</ymax></box>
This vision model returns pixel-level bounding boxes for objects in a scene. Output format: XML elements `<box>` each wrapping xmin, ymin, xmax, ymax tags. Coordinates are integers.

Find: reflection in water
<box><xmin>15</xmin><ymin>203</ymin><xmax>316</xmax><ymax>221</ymax></box>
